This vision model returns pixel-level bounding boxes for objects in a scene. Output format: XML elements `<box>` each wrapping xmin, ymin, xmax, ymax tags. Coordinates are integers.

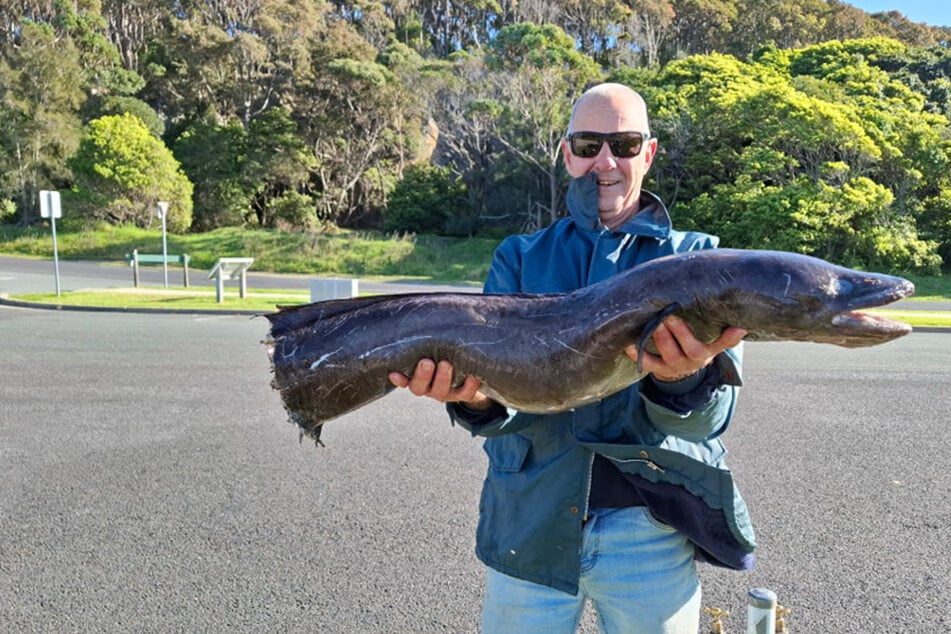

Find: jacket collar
<box><xmin>566</xmin><ymin>172</ymin><xmax>672</xmax><ymax>240</ymax></box>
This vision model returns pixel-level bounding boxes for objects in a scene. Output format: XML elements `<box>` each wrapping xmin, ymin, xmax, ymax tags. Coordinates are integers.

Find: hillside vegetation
<box><xmin>1</xmin><ymin>1</ymin><xmax>950</xmax><ymax>274</ymax></box>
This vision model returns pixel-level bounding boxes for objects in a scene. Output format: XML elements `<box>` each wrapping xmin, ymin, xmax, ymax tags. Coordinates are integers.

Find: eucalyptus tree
<box><xmin>292</xmin><ymin>19</ymin><xmax>427</xmax><ymax>227</ymax></box>
<box><xmin>144</xmin><ymin>0</ymin><xmax>323</xmax><ymax>128</ymax></box>
<box><xmin>484</xmin><ymin>23</ymin><xmax>602</xmax><ymax>227</ymax></box>
<box><xmin>662</xmin><ymin>0</ymin><xmax>737</xmax><ymax>61</ymax></box>
<box><xmin>627</xmin><ymin>0</ymin><xmax>675</xmax><ymax>68</ymax></box>
<box><xmin>100</xmin><ymin>0</ymin><xmax>168</xmax><ymax>71</ymax></box>
<box><xmin>729</xmin><ymin>0</ymin><xmax>828</xmax><ymax>57</ymax></box>
<box><xmin>0</xmin><ymin>21</ymin><xmax>84</xmax><ymax>224</ymax></box>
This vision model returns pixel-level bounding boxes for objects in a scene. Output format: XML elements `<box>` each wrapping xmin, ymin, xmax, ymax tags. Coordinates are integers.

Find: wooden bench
<box><xmin>126</xmin><ymin>248</ymin><xmax>190</xmax><ymax>287</ymax></box>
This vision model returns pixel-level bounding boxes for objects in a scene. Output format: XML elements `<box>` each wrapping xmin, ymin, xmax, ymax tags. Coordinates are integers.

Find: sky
<box><xmin>846</xmin><ymin>1</ymin><xmax>951</xmax><ymax>27</ymax></box>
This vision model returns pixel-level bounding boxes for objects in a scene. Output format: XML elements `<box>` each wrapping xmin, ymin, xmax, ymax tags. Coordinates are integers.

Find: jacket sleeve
<box><xmin>446</xmin><ymin>402</ymin><xmax>540</xmax><ymax>437</ymax></box>
<box><xmin>639</xmin><ymin>343</ymin><xmax>744</xmax><ymax>442</ymax></box>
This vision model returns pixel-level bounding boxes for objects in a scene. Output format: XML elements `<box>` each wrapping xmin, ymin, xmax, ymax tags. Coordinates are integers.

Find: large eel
<box><xmin>264</xmin><ymin>248</ymin><xmax>914</xmax><ymax>442</ymax></box>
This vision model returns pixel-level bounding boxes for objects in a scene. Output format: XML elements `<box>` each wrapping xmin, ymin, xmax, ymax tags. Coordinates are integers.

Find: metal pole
<box><xmin>161</xmin><ymin>212</ymin><xmax>168</xmax><ymax>288</ymax></box>
<box><xmin>158</xmin><ymin>202</ymin><xmax>169</xmax><ymax>288</ymax></box>
<box><xmin>747</xmin><ymin>588</ymin><xmax>777</xmax><ymax>634</ymax></box>
<box><xmin>51</xmin><ymin>211</ymin><xmax>61</xmax><ymax>297</ymax></box>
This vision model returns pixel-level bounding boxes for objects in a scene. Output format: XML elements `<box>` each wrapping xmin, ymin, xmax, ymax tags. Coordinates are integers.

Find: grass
<box><xmin>865</xmin><ymin>309</ymin><xmax>951</xmax><ymax>328</ymax></box>
<box><xmin>11</xmin><ymin>287</ymin><xmax>310</xmax><ymax>313</ymax></box>
<box><xmin>0</xmin><ymin>224</ymin><xmax>500</xmax><ymax>284</ymax></box>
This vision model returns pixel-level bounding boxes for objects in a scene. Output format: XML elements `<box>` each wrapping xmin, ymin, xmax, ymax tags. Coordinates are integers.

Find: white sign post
<box><xmin>39</xmin><ymin>190</ymin><xmax>62</xmax><ymax>297</ymax></box>
<box><xmin>157</xmin><ymin>201</ymin><xmax>170</xmax><ymax>288</ymax></box>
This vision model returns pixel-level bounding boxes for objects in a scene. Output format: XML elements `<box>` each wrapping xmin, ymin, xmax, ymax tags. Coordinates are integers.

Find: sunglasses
<box><xmin>566</xmin><ymin>131</ymin><xmax>649</xmax><ymax>159</ymax></box>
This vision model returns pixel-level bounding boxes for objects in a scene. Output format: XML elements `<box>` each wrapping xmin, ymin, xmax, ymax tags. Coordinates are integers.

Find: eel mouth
<box><xmin>830</xmin><ymin>278</ymin><xmax>916</xmax><ymax>343</ymax></box>
<box><xmin>832</xmin><ymin>310</ymin><xmax>912</xmax><ymax>333</ymax></box>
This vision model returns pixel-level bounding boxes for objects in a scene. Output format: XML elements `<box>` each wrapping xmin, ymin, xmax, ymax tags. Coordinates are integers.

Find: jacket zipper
<box><xmin>582</xmin><ymin>452</ymin><xmax>594</xmax><ymax>524</ymax></box>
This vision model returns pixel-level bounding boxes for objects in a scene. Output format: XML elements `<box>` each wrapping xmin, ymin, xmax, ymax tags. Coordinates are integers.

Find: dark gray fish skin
<box><xmin>265</xmin><ymin>249</ymin><xmax>914</xmax><ymax>441</ymax></box>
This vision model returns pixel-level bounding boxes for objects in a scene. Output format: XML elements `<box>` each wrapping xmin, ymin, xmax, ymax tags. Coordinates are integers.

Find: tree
<box><xmin>173</xmin><ymin>116</ymin><xmax>251</xmax><ymax>230</ymax></box>
<box><xmin>100</xmin><ymin>0</ymin><xmax>168</xmax><ymax>71</ymax></box>
<box><xmin>485</xmin><ymin>23</ymin><xmax>602</xmax><ymax>226</ymax></box>
<box><xmin>730</xmin><ymin>0</ymin><xmax>827</xmax><ymax>58</ymax></box>
<box><xmin>663</xmin><ymin>0</ymin><xmax>737</xmax><ymax>60</ymax></box>
<box><xmin>649</xmin><ymin>44</ymin><xmax>944</xmax><ymax>272</ymax></box>
<box><xmin>243</xmin><ymin>107</ymin><xmax>315</xmax><ymax>227</ymax></box>
<box><xmin>384</xmin><ymin>163</ymin><xmax>466</xmax><ymax>234</ymax></box>
<box><xmin>627</xmin><ymin>0</ymin><xmax>675</xmax><ymax>68</ymax></box>
<box><xmin>294</xmin><ymin>21</ymin><xmax>425</xmax><ymax>226</ymax></box>
<box><xmin>69</xmin><ymin>113</ymin><xmax>193</xmax><ymax>231</ymax></box>
<box><xmin>0</xmin><ymin>21</ymin><xmax>84</xmax><ymax>224</ymax></box>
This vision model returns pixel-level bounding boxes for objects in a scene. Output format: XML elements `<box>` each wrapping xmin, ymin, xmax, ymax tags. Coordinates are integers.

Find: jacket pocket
<box><xmin>483</xmin><ymin>433</ymin><xmax>531</xmax><ymax>473</ymax></box>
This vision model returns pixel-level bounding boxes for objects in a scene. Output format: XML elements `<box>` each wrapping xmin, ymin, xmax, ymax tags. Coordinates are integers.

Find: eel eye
<box><xmin>834</xmin><ymin>278</ymin><xmax>853</xmax><ymax>296</ymax></box>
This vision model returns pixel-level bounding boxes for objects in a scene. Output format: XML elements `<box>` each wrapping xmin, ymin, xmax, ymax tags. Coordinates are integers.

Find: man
<box><xmin>389</xmin><ymin>83</ymin><xmax>755</xmax><ymax>633</ymax></box>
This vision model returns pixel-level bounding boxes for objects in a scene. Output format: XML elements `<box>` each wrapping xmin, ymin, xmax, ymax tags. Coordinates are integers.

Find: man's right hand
<box><xmin>388</xmin><ymin>359</ymin><xmax>494</xmax><ymax>410</ymax></box>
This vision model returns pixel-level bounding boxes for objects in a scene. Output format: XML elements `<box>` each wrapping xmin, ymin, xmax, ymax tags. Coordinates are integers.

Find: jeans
<box><xmin>481</xmin><ymin>506</ymin><xmax>701</xmax><ymax>634</ymax></box>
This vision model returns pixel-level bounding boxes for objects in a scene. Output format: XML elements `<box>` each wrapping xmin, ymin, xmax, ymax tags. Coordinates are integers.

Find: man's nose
<box><xmin>593</xmin><ymin>142</ymin><xmax>617</xmax><ymax>169</ymax></box>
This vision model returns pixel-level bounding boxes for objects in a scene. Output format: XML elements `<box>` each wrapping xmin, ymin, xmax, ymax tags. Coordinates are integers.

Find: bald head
<box><xmin>562</xmin><ymin>83</ymin><xmax>658</xmax><ymax>229</ymax></box>
<box><xmin>568</xmin><ymin>83</ymin><xmax>651</xmax><ymax>136</ymax></box>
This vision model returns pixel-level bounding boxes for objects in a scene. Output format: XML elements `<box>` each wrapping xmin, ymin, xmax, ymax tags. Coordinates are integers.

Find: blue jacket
<box><xmin>448</xmin><ymin>175</ymin><xmax>756</xmax><ymax>595</ymax></box>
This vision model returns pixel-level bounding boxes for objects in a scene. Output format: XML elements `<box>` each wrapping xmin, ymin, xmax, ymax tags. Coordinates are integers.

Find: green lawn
<box><xmin>9</xmin><ymin>287</ymin><xmax>310</xmax><ymax>313</ymax></box>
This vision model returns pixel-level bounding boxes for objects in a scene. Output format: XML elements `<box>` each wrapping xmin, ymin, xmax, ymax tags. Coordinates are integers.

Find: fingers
<box><xmin>628</xmin><ymin>316</ymin><xmax>747</xmax><ymax>382</ymax></box>
<box><xmin>715</xmin><ymin>326</ymin><xmax>748</xmax><ymax>350</ymax></box>
<box><xmin>388</xmin><ymin>358</ymin><xmax>483</xmax><ymax>404</ymax></box>
<box><xmin>407</xmin><ymin>358</ymin><xmax>438</xmax><ymax>396</ymax></box>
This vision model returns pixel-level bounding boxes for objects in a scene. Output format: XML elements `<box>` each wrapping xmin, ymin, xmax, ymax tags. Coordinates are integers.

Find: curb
<box><xmin>0</xmin><ymin>294</ymin><xmax>267</xmax><ymax>317</ymax></box>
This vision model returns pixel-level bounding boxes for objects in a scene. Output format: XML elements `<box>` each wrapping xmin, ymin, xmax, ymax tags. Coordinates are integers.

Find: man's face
<box><xmin>562</xmin><ymin>93</ymin><xmax>657</xmax><ymax>230</ymax></box>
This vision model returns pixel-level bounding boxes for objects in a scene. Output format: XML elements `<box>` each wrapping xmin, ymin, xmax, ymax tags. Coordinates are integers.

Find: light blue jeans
<box><xmin>481</xmin><ymin>506</ymin><xmax>701</xmax><ymax>634</ymax></box>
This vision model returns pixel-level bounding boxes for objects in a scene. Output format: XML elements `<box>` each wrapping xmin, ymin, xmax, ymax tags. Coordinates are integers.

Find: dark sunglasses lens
<box><xmin>570</xmin><ymin>134</ymin><xmax>603</xmax><ymax>158</ymax></box>
<box><xmin>608</xmin><ymin>133</ymin><xmax>644</xmax><ymax>158</ymax></box>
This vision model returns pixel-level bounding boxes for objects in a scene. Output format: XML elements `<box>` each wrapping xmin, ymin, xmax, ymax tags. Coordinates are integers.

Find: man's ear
<box><xmin>561</xmin><ymin>138</ymin><xmax>577</xmax><ymax>174</ymax></box>
<box><xmin>642</xmin><ymin>137</ymin><xmax>659</xmax><ymax>169</ymax></box>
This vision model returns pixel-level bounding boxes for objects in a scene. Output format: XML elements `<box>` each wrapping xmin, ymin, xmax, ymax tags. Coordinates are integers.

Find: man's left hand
<box><xmin>625</xmin><ymin>315</ymin><xmax>746</xmax><ymax>382</ymax></box>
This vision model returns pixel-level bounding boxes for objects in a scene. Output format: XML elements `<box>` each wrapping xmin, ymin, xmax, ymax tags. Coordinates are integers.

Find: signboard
<box><xmin>40</xmin><ymin>190</ymin><xmax>62</xmax><ymax>219</ymax></box>
<box><xmin>208</xmin><ymin>257</ymin><xmax>255</xmax><ymax>303</ymax></box>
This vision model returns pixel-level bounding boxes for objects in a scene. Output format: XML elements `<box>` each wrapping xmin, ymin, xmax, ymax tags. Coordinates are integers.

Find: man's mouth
<box><xmin>597</xmin><ymin>179</ymin><xmax>620</xmax><ymax>187</ymax></box>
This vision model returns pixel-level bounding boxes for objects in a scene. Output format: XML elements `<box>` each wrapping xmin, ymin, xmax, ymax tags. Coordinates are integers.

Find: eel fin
<box><xmin>636</xmin><ymin>303</ymin><xmax>682</xmax><ymax>373</ymax></box>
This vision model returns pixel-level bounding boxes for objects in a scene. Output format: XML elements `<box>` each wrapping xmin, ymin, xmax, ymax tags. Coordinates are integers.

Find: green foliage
<box><xmin>269</xmin><ymin>190</ymin><xmax>321</xmax><ymax>231</ymax></box>
<box><xmin>244</xmin><ymin>108</ymin><xmax>316</xmax><ymax>228</ymax></box>
<box><xmin>173</xmin><ymin>118</ymin><xmax>250</xmax><ymax>230</ymax></box>
<box><xmin>651</xmin><ymin>40</ymin><xmax>947</xmax><ymax>272</ymax></box>
<box><xmin>488</xmin><ymin>23</ymin><xmax>599</xmax><ymax>74</ymax></box>
<box><xmin>68</xmin><ymin>114</ymin><xmax>193</xmax><ymax>232</ymax></box>
<box><xmin>0</xmin><ymin>20</ymin><xmax>84</xmax><ymax>222</ymax></box>
<box><xmin>384</xmin><ymin>163</ymin><xmax>468</xmax><ymax>235</ymax></box>
<box><xmin>0</xmin><ymin>198</ymin><xmax>16</xmax><ymax>224</ymax></box>
<box><xmin>0</xmin><ymin>2</ymin><xmax>950</xmax><ymax>273</ymax></box>
<box><xmin>83</xmin><ymin>96</ymin><xmax>165</xmax><ymax>137</ymax></box>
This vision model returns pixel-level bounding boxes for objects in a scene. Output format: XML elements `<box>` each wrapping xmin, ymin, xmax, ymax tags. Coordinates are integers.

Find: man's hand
<box><xmin>626</xmin><ymin>315</ymin><xmax>746</xmax><ymax>382</ymax></box>
<box><xmin>388</xmin><ymin>359</ymin><xmax>494</xmax><ymax>410</ymax></box>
